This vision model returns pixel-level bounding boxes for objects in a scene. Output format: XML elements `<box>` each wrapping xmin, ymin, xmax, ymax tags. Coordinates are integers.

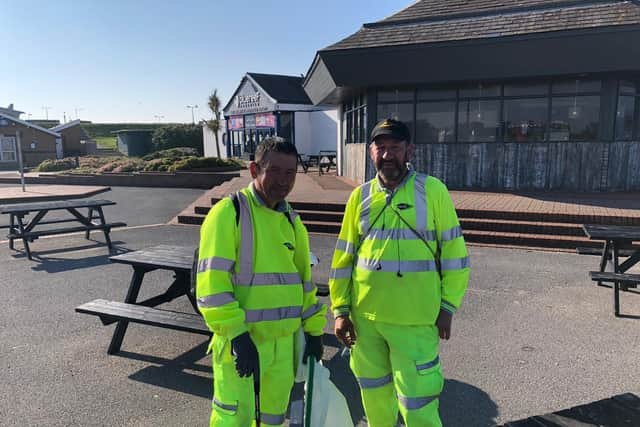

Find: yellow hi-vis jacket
<box><xmin>196</xmin><ymin>184</ymin><xmax>326</xmax><ymax>343</ymax></box>
<box><xmin>329</xmin><ymin>168</ymin><xmax>469</xmax><ymax>325</ymax></box>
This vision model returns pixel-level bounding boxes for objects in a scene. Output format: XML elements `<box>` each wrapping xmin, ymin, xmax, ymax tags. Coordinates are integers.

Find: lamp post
<box><xmin>186</xmin><ymin>105</ymin><xmax>198</xmax><ymax>124</ymax></box>
<box><xmin>42</xmin><ymin>106</ymin><xmax>52</xmax><ymax>120</ymax></box>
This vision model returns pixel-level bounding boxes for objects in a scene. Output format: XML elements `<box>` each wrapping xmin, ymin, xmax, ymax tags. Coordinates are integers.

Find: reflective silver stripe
<box><xmin>303</xmin><ymin>281</ymin><xmax>315</xmax><ymax>292</ymax></box>
<box><xmin>261</xmin><ymin>412</ymin><xmax>286</xmax><ymax>425</ymax></box>
<box><xmin>302</xmin><ymin>302</ymin><xmax>323</xmax><ymax>320</ymax></box>
<box><xmin>356</xmin><ymin>257</ymin><xmax>438</xmax><ymax>273</ymax></box>
<box><xmin>287</xmin><ymin>210</ymin><xmax>299</xmax><ymax>223</ymax></box>
<box><xmin>358</xmin><ymin>374</ymin><xmax>393</xmax><ymax>389</ymax></box>
<box><xmin>197</xmin><ymin>292</ymin><xmax>236</xmax><ymax>308</ymax></box>
<box><xmin>244</xmin><ymin>306</ymin><xmax>302</xmax><ymax>322</ymax></box>
<box><xmin>416</xmin><ymin>356</ymin><xmax>440</xmax><ymax>372</ymax></box>
<box><xmin>213</xmin><ymin>398</ymin><xmax>238</xmax><ymax>412</ymax></box>
<box><xmin>330</xmin><ymin>266</ymin><xmax>353</xmax><ymax>280</ymax></box>
<box><xmin>441</xmin><ymin>225</ymin><xmax>463</xmax><ymax>242</ymax></box>
<box><xmin>441</xmin><ymin>256</ymin><xmax>471</xmax><ymax>270</ymax></box>
<box><xmin>197</xmin><ymin>256</ymin><xmax>235</xmax><ymax>274</ymax></box>
<box><xmin>414</xmin><ymin>173</ymin><xmax>427</xmax><ymax>231</ymax></box>
<box><xmin>335</xmin><ymin>239</ymin><xmax>355</xmax><ymax>255</ymax></box>
<box><xmin>237</xmin><ymin>192</ymin><xmax>254</xmax><ymax>275</ymax></box>
<box><xmin>359</xmin><ymin>182</ymin><xmax>373</xmax><ymax>232</ymax></box>
<box><xmin>365</xmin><ymin>227</ymin><xmax>436</xmax><ymax>242</ymax></box>
<box><xmin>233</xmin><ymin>272</ymin><xmax>302</xmax><ymax>286</ymax></box>
<box><xmin>398</xmin><ymin>394</ymin><xmax>438</xmax><ymax>410</ymax></box>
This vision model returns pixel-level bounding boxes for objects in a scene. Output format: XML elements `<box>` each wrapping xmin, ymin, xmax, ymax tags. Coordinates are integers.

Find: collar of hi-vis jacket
<box><xmin>249</xmin><ymin>182</ymin><xmax>289</xmax><ymax>212</ymax></box>
<box><xmin>374</xmin><ymin>162</ymin><xmax>415</xmax><ymax>194</ymax></box>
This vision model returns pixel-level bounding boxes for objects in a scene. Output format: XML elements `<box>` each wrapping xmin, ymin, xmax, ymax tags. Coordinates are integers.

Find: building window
<box><xmin>343</xmin><ymin>94</ymin><xmax>367</xmax><ymax>144</ymax></box>
<box><xmin>457</xmin><ymin>100</ymin><xmax>501</xmax><ymax>142</ymax></box>
<box><xmin>616</xmin><ymin>80</ymin><xmax>640</xmax><ymax>141</ymax></box>
<box><xmin>504</xmin><ymin>98</ymin><xmax>548</xmax><ymax>143</ymax></box>
<box><xmin>550</xmin><ymin>79</ymin><xmax>601</xmax><ymax>142</ymax></box>
<box><xmin>366</xmin><ymin>77</ymin><xmax>605</xmax><ymax>144</ymax></box>
<box><xmin>1</xmin><ymin>136</ymin><xmax>17</xmax><ymax>161</ymax></box>
<box><xmin>416</xmin><ymin>101</ymin><xmax>456</xmax><ymax>143</ymax></box>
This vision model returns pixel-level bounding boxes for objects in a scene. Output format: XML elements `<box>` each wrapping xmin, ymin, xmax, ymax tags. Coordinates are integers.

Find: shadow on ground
<box><xmin>7</xmin><ymin>241</ymin><xmax>130</xmax><ymax>273</ymax></box>
<box><xmin>125</xmin><ymin>341</ymin><xmax>212</xmax><ymax>399</ymax></box>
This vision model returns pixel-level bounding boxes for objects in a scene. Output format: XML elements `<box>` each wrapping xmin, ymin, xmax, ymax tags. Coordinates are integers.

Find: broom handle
<box><xmin>304</xmin><ymin>356</ymin><xmax>315</xmax><ymax>427</ymax></box>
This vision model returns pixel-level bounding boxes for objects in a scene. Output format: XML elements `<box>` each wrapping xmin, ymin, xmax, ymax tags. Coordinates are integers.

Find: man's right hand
<box><xmin>231</xmin><ymin>332</ymin><xmax>259</xmax><ymax>377</ymax></box>
<box><xmin>334</xmin><ymin>315</ymin><xmax>356</xmax><ymax>348</ymax></box>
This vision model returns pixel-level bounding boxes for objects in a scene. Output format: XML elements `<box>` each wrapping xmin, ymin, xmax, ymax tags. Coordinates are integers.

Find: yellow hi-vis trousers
<box><xmin>209</xmin><ymin>333</ymin><xmax>295</xmax><ymax>426</ymax></box>
<box><xmin>350</xmin><ymin>316</ymin><xmax>443</xmax><ymax>427</ymax></box>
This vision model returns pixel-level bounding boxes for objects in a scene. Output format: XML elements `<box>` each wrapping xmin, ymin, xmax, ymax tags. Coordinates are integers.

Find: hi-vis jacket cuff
<box><xmin>440</xmin><ymin>299</ymin><xmax>457</xmax><ymax>315</ymax></box>
<box><xmin>333</xmin><ymin>305</ymin><xmax>350</xmax><ymax>318</ymax></box>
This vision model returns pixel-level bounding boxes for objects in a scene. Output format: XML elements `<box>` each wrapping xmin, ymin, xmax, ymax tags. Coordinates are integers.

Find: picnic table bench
<box><xmin>582</xmin><ymin>224</ymin><xmax>640</xmax><ymax>316</ymax></box>
<box><xmin>76</xmin><ymin>245</ymin><xmax>330</xmax><ymax>355</ymax></box>
<box><xmin>1</xmin><ymin>198</ymin><xmax>126</xmax><ymax>260</ymax></box>
<box><xmin>298</xmin><ymin>151</ymin><xmax>337</xmax><ymax>175</ymax></box>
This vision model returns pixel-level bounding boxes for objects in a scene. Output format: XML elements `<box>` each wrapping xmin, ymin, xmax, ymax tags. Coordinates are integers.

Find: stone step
<box><xmin>460</xmin><ymin>218</ymin><xmax>584</xmax><ymax>236</ymax></box>
<box><xmin>462</xmin><ymin>229</ymin><xmax>596</xmax><ymax>250</ymax></box>
<box><xmin>457</xmin><ymin>208</ymin><xmax>640</xmax><ymax>226</ymax></box>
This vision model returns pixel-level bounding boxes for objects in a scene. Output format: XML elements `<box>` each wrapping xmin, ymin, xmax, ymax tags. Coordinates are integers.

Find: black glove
<box><xmin>231</xmin><ymin>332</ymin><xmax>259</xmax><ymax>377</ymax></box>
<box><xmin>303</xmin><ymin>333</ymin><xmax>324</xmax><ymax>363</ymax></box>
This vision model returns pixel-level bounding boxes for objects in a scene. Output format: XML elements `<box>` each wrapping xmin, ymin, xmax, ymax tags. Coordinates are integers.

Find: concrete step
<box><xmin>458</xmin><ymin>208</ymin><xmax>640</xmax><ymax>226</ymax></box>
<box><xmin>460</xmin><ymin>218</ymin><xmax>584</xmax><ymax>236</ymax></box>
<box><xmin>462</xmin><ymin>229</ymin><xmax>597</xmax><ymax>250</ymax></box>
<box><xmin>177</xmin><ymin>213</ymin><xmax>205</xmax><ymax>225</ymax></box>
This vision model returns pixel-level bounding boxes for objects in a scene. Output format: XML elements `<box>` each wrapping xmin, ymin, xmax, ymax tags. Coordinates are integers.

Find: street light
<box><xmin>42</xmin><ymin>106</ymin><xmax>52</xmax><ymax>120</ymax></box>
<box><xmin>74</xmin><ymin>107</ymin><xmax>84</xmax><ymax>120</ymax></box>
<box><xmin>186</xmin><ymin>105</ymin><xmax>198</xmax><ymax>124</ymax></box>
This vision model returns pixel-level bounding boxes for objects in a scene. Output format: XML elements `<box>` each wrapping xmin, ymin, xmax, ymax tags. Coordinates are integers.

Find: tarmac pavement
<box><xmin>1</xmin><ymin>186</ymin><xmax>640</xmax><ymax>426</ymax></box>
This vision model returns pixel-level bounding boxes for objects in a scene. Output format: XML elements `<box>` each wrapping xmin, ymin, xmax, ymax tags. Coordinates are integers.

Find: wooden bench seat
<box><xmin>589</xmin><ymin>271</ymin><xmax>640</xmax><ymax>284</ymax></box>
<box><xmin>8</xmin><ymin>222</ymin><xmax>126</xmax><ymax>240</ymax></box>
<box><xmin>76</xmin><ymin>299</ymin><xmax>211</xmax><ymax>336</ymax></box>
<box><xmin>576</xmin><ymin>246</ymin><xmax>635</xmax><ymax>257</ymax></box>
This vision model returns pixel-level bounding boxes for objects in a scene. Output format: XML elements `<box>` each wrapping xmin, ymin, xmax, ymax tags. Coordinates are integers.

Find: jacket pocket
<box><xmin>415</xmin><ymin>355</ymin><xmax>440</xmax><ymax>375</ymax></box>
<box><xmin>212</xmin><ymin>397</ymin><xmax>238</xmax><ymax>416</ymax></box>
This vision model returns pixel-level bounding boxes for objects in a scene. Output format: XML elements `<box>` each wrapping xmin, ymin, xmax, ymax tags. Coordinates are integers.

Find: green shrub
<box><xmin>168</xmin><ymin>156</ymin><xmax>242</xmax><ymax>172</ymax></box>
<box><xmin>34</xmin><ymin>158</ymin><xmax>78</xmax><ymax>172</ymax></box>
<box><xmin>151</xmin><ymin>124</ymin><xmax>203</xmax><ymax>155</ymax></box>
<box><xmin>142</xmin><ymin>147</ymin><xmax>199</xmax><ymax>161</ymax></box>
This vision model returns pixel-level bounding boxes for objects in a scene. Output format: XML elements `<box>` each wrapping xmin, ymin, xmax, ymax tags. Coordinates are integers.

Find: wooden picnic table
<box><xmin>298</xmin><ymin>151</ymin><xmax>337</xmax><ymax>175</ymax></box>
<box><xmin>76</xmin><ymin>244</ymin><xmax>330</xmax><ymax>355</ymax></box>
<box><xmin>1</xmin><ymin>198</ymin><xmax>126</xmax><ymax>260</ymax></box>
<box><xmin>582</xmin><ymin>224</ymin><xmax>640</xmax><ymax>316</ymax></box>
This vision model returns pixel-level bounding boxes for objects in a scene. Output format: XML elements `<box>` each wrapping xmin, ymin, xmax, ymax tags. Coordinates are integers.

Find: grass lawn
<box><xmin>94</xmin><ymin>136</ymin><xmax>117</xmax><ymax>149</ymax></box>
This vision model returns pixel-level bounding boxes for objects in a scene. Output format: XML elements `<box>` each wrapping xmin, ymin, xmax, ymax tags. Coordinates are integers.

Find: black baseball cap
<box><xmin>370</xmin><ymin>118</ymin><xmax>411</xmax><ymax>143</ymax></box>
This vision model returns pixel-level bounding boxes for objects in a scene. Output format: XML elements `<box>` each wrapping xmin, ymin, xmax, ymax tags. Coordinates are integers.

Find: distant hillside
<box><xmin>81</xmin><ymin>123</ymin><xmax>180</xmax><ymax>138</ymax></box>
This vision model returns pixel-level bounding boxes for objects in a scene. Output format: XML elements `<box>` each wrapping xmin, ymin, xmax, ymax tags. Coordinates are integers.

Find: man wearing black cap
<box><xmin>328</xmin><ymin>118</ymin><xmax>470</xmax><ymax>426</ymax></box>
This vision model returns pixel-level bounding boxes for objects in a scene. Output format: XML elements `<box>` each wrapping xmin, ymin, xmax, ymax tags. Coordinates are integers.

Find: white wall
<box><xmin>294</xmin><ymin>109</ymin><xmax>338</xmax><ymax>155</ymax></box>
<box><xmin>202</xmin><ymin>123</ymin><xmax>227</xmax><ymax>159</ymax></box>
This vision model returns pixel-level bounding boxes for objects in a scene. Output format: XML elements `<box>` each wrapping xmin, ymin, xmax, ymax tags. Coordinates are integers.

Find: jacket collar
<box><xmin>375</xmin><ymin>163</ymin><xmax>415</xmax><ymax>194</ymax></box>
<box><xmin>249</xmin><ymin>182</ymin><xmax>289</xmax><ymax>212</ymax></box>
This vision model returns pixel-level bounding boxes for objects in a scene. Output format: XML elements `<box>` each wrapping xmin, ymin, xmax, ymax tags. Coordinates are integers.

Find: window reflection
<box><xmin>504</xmin><ymin>98</ymin><xmax>548</xmax><ymax>142</ymax></box>
<box><xmin>416</xmin><ymin>101</ymin><xmax>455</xmax><ymax>143</ymax></box>
<box><xmin>457</xmin><ymin>100</ymin><xmax>500</xmax><ymax>142</ymax></box>
<box><xmin>551</xmin><ymin>96</ymin><xmax>600</xmax><ymax>141</ymax></box>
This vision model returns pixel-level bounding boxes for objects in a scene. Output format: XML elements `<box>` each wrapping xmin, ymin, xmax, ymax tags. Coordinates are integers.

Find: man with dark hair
<box><xmin>329</xmin><ymin>119</ymin><xmax>470</xmax><ymax>426</ymax></box>
<box><xmin>196</xmin><ymin>136</ymin><xmax>326</xmax><ymax>426</ymax></box>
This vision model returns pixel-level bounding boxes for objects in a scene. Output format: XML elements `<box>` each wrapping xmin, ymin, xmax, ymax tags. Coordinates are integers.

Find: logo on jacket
<box><xmin>283</xmin><ymin>242</ymin><xmax>294</xmax><ymax>250</ymax></box>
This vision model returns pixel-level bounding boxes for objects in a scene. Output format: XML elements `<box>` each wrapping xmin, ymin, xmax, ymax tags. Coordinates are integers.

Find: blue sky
<box><xmin>2</xmin><ymin>0</ymin><xmax>404</xmax><ymax>124</ymax></box>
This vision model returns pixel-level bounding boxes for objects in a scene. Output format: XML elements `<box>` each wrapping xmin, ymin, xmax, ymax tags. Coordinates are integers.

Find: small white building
<box><xmin>214</xmin><ymin>72</ymin><xmax>337</xmax><ymax>160</ymax></box>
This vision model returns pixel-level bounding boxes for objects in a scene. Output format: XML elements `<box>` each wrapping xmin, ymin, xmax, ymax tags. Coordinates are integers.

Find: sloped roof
<box><xmin>325</xmin><ymin>0</ymin><xmax>640</xmax><ymax>50</ymax></box>
<box><xmin>0</xmin><ymin>111</ymin><xmax>61</xmax><ymax>137</ymax></box>
<box><xmin>246</xmin><ymin>73</ymin><xmax>312</xmax><ymax>104</ymax></box>
<box><xmin>50</xmin><ymin>119</ymin><xmax>82</xmax><ymax>132</ymax></box>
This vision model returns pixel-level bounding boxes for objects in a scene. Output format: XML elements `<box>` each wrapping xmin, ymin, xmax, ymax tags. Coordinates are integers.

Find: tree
<box><xmin>206</xmin><ymin>89</ymin><xmax>222</xmax><ymax>158</ymax></box>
